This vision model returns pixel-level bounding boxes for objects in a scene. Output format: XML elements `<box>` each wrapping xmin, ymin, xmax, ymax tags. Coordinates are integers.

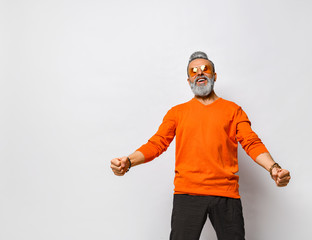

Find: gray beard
<box><xmin>190</xmin><ymin>75</ymin><xmax>215</xmax><ymax>97</ymax></box>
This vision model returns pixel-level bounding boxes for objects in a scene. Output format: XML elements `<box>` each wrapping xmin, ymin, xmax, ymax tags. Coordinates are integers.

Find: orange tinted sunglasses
<box><xmin>189</xmin><ymin>65</ymin><xmax>213</xmax><ymax>77</ymax></box>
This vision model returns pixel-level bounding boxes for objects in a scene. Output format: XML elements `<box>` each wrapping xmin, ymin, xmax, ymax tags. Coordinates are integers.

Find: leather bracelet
<box><xmin>126</xmin><ymin>157</ymin><xmax>132</xmax><ymax>172</ymax></box>
<box><xmin>269</xmin><ymin>162</ymin><xmax>281</xmax><ymax>177</ymax></box>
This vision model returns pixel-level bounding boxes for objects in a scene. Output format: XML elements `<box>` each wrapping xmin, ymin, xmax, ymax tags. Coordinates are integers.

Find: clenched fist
<box><xmin>111</xmin><ymin>156</ymin><xmax>130</xmax><ymax>176</ymax></box>
<box><xmin>271</xmin><ymin>168</ymin><xmax>291</xmax><ymax>187</ymax></box>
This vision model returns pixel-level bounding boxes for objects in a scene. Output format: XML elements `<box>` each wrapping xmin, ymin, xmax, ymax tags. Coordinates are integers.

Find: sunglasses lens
<box><xmin>189</xmin><ymin>67</ymin><xmax>197</xmax><ymax>77</ymax></box>
<box><xmin>201</xmin><ymin>65</ymin><xmax>212</xmax><ymax>74</ymax></box>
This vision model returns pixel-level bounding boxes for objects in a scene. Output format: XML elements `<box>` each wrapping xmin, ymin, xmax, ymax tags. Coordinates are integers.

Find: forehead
<box><xmin>188</xmin><ymin>58</ymin><xmax>212</xmax><ymax>69</ymax></box>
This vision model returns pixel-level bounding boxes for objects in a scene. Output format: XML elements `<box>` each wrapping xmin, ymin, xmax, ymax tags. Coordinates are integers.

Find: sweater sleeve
<box><xmin>136</xmin><ymin>107</ymin><xmax>177</xmax><ymax>163</ymax></box>
<box><xmin>235</xmin><ymin>107</ymin><xmax>269</xmax><ymax>161</ymax></box>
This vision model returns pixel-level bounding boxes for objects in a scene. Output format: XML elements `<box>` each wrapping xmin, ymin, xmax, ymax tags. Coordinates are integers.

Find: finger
<box><xmin>277</xmin><ymin>182</ymin><xmax>289</xmax><ymax>187</ymax></box>
<box><xmin>111</xmin><ymin>164</ymin><xmax>122</xmax><ymax>172</ymax></box>
<box><xmin>111</xmin><ymin>158</ymin><xmax>121</xmax><ymax>167</ymax></box>
<box><xmin>113</xmin><ymin>171</ymin><xmax>124</xmax><ymax>176</ymax></box>
<box><xmin>279</xmin><ymin>174</ymin><xmax>291</xmax><ymax>180</ymax></box>
<box><xmin>113</xmin><ymin>168</ymin><xmax>125</xmax><ymax>176</ymax></box>
<box><xmin>120</xmin><ymin>156</ymin><xmax>128</xmax><ymax>168</ymax></box>
<box><xmin>277</xmin><ymin>176</ymin><xmax>291</xmax><ymax>184</ymax></box>
<box><xmin>276</xmin><ymin>176</ymin><xmax>291</xmax><ymax>185</ymax></box>
<box><xmin>278</xmin><ymin>169</ymin><xmax>290</xmax><ymax>178</ymax></box>
<box><xmin>121</xmin><ymin>161</ymin><xmax>126</xmax><ymax>168</ymax></box>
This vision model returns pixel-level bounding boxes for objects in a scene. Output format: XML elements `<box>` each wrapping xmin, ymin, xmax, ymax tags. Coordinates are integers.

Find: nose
<box><xmin>197</xmin><ymin>68</ymin><xmax>203</xmax><ymax>75</ymax></box>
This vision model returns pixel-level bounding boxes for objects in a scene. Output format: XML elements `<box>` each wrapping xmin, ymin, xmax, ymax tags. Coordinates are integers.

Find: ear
<box><xmin>214</xmin><ymin>73</ymin><xmax>217</xmax><ymax>82</ymax></box>
<box><xmin>187</xmin><ymin>78</ymin><xmax>191</xmax><ymax>85</ymax></box>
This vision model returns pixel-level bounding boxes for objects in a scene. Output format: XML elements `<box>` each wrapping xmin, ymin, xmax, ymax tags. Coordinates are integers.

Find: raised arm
<box><xmin>235</xmin><ymin>107</ymin><xmax>291</xmax><ymax>187</ymax></box>
<box><xmin>110</xmin><ymin>107</ymin><xmax>177</xmax><ymax>176</ymax></box>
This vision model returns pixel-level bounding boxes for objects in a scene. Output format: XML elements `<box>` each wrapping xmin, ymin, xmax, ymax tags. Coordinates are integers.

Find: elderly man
<box><xmin>110</xmin><ymin>51</ymin><xmax>291</xmax><ymax>240</ymax></box>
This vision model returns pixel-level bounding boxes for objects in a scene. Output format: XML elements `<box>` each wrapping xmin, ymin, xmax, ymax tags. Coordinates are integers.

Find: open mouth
<box><xmin>196</xmin><ymin>78</ymin><xmax>207</xmax><ymax>84</ymax></box>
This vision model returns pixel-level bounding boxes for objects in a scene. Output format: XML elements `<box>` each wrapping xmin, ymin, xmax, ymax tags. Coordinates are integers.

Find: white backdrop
<box><xmin>1</xmin><ymin>0</ymin><xmax>312</xmax><ymax>239</ymax></box>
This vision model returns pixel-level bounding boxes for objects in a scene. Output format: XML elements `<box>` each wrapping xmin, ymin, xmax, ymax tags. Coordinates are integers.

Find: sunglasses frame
<box><xmin>189</xmin><ymin>64</ymin><xmax>213</xmax><ymax>77</ymax></box>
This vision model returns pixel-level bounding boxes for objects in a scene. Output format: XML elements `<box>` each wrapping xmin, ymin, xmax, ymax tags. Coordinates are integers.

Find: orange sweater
<box><xmin>137</xmin><ymin>98</ymin><xmax>268</xmax><ymax>198</ymax></box>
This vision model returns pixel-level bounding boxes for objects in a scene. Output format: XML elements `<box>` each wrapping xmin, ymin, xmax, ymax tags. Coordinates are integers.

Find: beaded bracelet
<box><xmin>126</xmin><ymin>157</ymin><xmax>132</xmax><ymax>172</ymax></box>
<box><xmin>269</xmin><ymin>162</ymin><xmax>281</xmax><ymax>178</ymax></box>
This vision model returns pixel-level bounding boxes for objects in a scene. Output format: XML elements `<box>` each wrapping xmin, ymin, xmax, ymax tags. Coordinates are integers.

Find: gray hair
<box><xmin>187</xmin><ymin>51</ymin><xmax>215</xmax><ymax>76</ymax></box>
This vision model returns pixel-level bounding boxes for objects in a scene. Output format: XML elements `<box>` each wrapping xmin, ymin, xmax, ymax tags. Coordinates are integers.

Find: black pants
<box><xmin>170</xmin><ymin>194</ymin><xmax>245</xmax><ymax>240</ymax></box>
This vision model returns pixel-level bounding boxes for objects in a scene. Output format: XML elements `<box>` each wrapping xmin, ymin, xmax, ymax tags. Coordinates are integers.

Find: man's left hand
<box><xmin>272</xmin><ymin>168</ymin><xmax>291</xmax><ymax>187</ymax></box>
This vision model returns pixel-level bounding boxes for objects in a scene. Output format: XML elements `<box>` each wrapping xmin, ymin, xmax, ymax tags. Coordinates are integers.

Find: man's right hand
<box><xmin>110</xmin><ymin>156</ymin><xmax>130</xmax><ymax>176</ymax></box>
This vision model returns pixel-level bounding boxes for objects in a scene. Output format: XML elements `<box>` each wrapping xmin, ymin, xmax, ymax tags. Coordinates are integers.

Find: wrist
<box><xmin>269</xmin><ymin>162</ymin><xmax>281</xmax><ymax>177</ymax></box>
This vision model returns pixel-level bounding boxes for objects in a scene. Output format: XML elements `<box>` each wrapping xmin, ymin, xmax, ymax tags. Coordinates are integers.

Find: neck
<box><xmin>194</xmin><ymin>91</ymin><xmax>219</xmax><ymax>105</ymax></box>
